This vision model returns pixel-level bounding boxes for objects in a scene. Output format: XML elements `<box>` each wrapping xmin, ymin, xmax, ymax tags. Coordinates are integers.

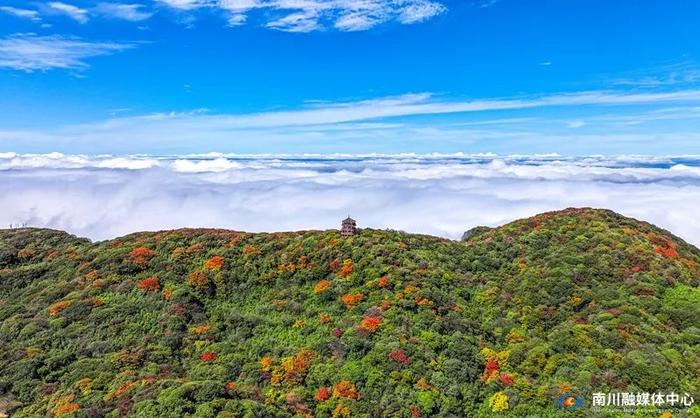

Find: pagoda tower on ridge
<box><xmin>340</xmin><ymin>216</ymin><xmax>358</xmax><ymax>236</ymax></box>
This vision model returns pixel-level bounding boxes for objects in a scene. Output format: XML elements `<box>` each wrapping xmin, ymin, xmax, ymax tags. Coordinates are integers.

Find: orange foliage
<box><xmin>341</xmin><ymin>293</ymin><xmax>363</xmax><ymax>308</ymax></box>
<box><xmin>338</xmin><ymin>259</ymin><xmax>353</xmax><ymax>277</ymax></box>
<box><xmin>377</xmin><ymin>276</ymin><xmax>389</xmax><ymax>288</ymax></box>
<box><xmin>243</xmin><ymin>244</ymin><xmax>261</xmax><ymax>256</ymax></box>
<box><xmin>17</xmin><ymin>247</ymin><xmax>36</xmax><ymax>259</ymax></box>
<box><xmin>192</xmin><ymin>323</ymin><xmax>211</xmax><ymax>335</ymax></box>
<box><xmin>200</xmin><ymin>351</ymin><xmax>217</xmax><ymax>362</ymax></box>
<box><xmin>333</xmin><ymin>380</ymin><xmax>360</xmax><ymax>400</ymax></box>
<box><xmin>278</xmin><ymin>349</ymin><xmax>314</xmax><ymax>385</ymax></box>
<box><xmin>137</xmin><ymin>276</ymin><xmax>160</xmax><ymax>292</ymax></box>
<box><xmin>314</xmin><ymin>387</ymin><xmax>331</xmax><ymax>402</ymax></box>
<box><xmin>411</xmin><ymin>406</ymin><xmax>421</xmax><ymax>418</ymax></box>
<box><xmin>109</xmin><ymin>381</ymin><xmax>137</xmax><ymax>400</ymax></box>
<box><xmin>54</xmin><ymin>402</ymin><xmax>80</xmax><ymax>416</ymax></box>
<box><xmin>319</xmin><ymin>313</ymin><xmax>332</xmax><ymax>324</ymax></box>
<box><xmin>360</xmin><ymin>316</ymin><xmax>382</xmax><ymax>333</ymax></box>
<box><xmin>333</xmin><ymin>404</ymin><xmax>351</xmax><ymax>418</ymax></box>
<box><xmin>187</xmin><ymin>271</ymin><xmax>208</xmax><ymax>289</ymax></box>
<box><xmin>128</xmin><ymin>246</ymin><xmax>157</xmax><ymax>265</ymax></box>
<box><xmin>162</xmin><ymin>289</ymin><xmax>173</xmax><ymax>300</ymax></box>
<box><xmin>85</xmin><ymin>270</ymin><xmax>99</xmax><ymax>281</ymax></box>
<box><xmin>226</xmin><ymin>381</ymin><xmax>237</xmax><ymax>392</ymax></box>
<box><xmin>204</xmin><ymin>255</ymin><xmax>225</xmax><ymax>271</ymax></box>
<box><xmin>260</xmin><ymin>356</ymin><xmax>274</xmax><ymax>372</ymax></box>
<box><xmin>314</xmin><ymin>280</ymin><xmax>332</xmax><ymax>294</ymax></box>
<box><xmin>654</xmin><ymin>246</ymin><xmax>679</xmax><ymax>259</ymax></box>
<box><xmin>186</xmin><ymin>243</ymin><xmax>203</xmax><ymax>254</ymax></box>
<box><xmin>48</xmin><ymin>300</ymin><xmax>72</xmax><ymax>317</ymax></box>
<box><xmin>415</xmin><ymin>377</ymin><xmax>430</xmax><ymax>390</ymax></box>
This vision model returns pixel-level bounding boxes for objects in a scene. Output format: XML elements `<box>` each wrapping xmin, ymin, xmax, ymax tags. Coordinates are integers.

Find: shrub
<box><xmin>341</xmin><ymin>293</ymin><xmax>363</xmax><ymax>308</ymax></box>
<box><xmin>137</xmin><ymin>276</ymin><xmax>160</xmax><ymax>292</ymax></box>
<box><xmin>128</xmin><ymin>247</ymin><xmax>157</xmax><ymax>265</ymax></box>
<box><xmin>314</xmin><ymin>280</ymin><xmax>332</xmax><ymax>294</ymax></box>
<box><xmin>333</xmin><ymin>380</ymin><xmax>359</xmax><ymax>400</ymax></box>
<box><xmin>204</xmin><ymin>256</ymin><xmax>224</xmax><ymax>271</ymax></box>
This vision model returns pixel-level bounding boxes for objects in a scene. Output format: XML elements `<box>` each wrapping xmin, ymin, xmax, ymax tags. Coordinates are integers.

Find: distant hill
<box><xmin>1</xmin><ymin>208</ymin><xmax>699</xmax><ymax>417</ymax></box>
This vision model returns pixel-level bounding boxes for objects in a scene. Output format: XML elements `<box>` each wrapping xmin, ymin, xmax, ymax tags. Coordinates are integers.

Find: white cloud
<box><xmin>48</xmin><ymin>2</ymin><xmax>90</xmax><ymax>23</ymax></box>
<box><xmin>0</xmin><ymin>6</ymin><xmax>41</xmax><ymax>22</ymax></box>
<box><xmin>0</xmin><ymin>34</ymin><xmax>136</xmax><ymax>72</ymax></box>
<box><xmin>1</xmin><ymin>154</ymin><xmax>700</xmax><ymax>248</ymax></box>
<box><xmin>266</xmin><ymin>10</ymin><xmax>322</xmax><ymax>32</ymax></box>
<box><xmin>94</xmin><ymin>3</ymin><xmax>154</xmax><ymax>21</ymax></box>
<box><xmin>397</xmin><ymin>2</ymin><xmax>446</xmax><ymax>24</ymax></box>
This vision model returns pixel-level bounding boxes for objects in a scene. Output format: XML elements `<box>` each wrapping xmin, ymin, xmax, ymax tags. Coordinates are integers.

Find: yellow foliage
<box><xmin>488</xmin><ymin>391</ymin><xmax>509</xmax><ymax>412</ymax></box>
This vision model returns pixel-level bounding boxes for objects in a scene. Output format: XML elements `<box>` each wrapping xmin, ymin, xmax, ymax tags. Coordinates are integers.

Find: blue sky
<box><xmin>1</xmin><ymin>0</ymin><xmax>699</xmax><ymax>154</ymax></box>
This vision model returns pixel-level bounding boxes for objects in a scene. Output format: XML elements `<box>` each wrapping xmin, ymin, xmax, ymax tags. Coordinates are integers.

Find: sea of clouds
<box><xmin>1</xmin><ymin>152</ymin><xmax>700</xmax><ymax>246</ymax></box>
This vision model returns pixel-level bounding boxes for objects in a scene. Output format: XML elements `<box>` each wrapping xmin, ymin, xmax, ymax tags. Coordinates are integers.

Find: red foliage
<box><xmin>654</xmin><ymin>246</ymin><xmax>679</xmax><ymax>259</ymax></box>
<box><xmin>332</xmin><ymin>327</ymin><xmax>343</xmax><ymax>338</ymax></box>
<box><xmin>329</xmin><ymin>259</ymin><xmax>339</xmax><ymax>270</ymax></box>
<box><xmin>171</xmin><ymin>303</ymin><xmax>185</xmax><ymax>317</ymax></box>
<box><xmin>128</xmin><ymin>247</ymin><xmax>157</xmax><ymax>266</ymax></box>
<box><xmin>483</xmin><ymin>357</ymin><xmax>500</xmax><ymax>380</ymax></box>
<box><xmin>411</xmin><ymin>406</ymin><xmax>421</xmax><ymax>418</ymax></box>
<box><xmin>377</xmin><ymin>276</ymin><xmax>389</xmax><ymax>288</ymax></box>
<box><xmin>498</xmin><ymin>373</ymin><xmax>514</xmax><ymax>386</ymax></box>
<box><xmin>137</xmin><ymin>276</ymin><xmax>160</xmax><ymax>292</ymax></box>
<box><xmin>388</xmin><ymin>350</ymin><xmax>411</xmax><ymax>365</ymax></box>
<box><xmin>204</xmin><ymin>255</ymin><xmax>225</xmax><ymax>271</ymax></box>
<box><xmin>314</xmin><ymin>387</ymin><xmax>331</xmax><ymax>402</ymax></box>
<box><xmin>200</xmin><ymin>351</ymin><xmax>218</xmax><ymax>362</ymax></box>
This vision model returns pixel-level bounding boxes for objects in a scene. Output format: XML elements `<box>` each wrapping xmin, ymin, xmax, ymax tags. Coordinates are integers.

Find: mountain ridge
<box><xmin>1</xmin><ymin>207</ymin><xmax>699</xmax><ymax>417</ymax></box>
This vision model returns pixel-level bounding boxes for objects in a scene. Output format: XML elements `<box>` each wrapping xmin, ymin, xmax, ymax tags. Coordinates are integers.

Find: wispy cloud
<box><xmin>164</xmin><ymin>0</ymin><xmax>447</xmax><ymax>32</ymax></box>
<box><xmin>612</xmin><ymin>62</ymin><xmax>700</xmax><ymax>87</ymax></box>
<box><xmin>156</xmin><ymin>0</ymin><xmax>210</xmax><ymax>11</ymax></box>
<box><xmin>47</xmin><ymin>1</ymin><xmax>90</xmax><ymax>23</ymax></box>
<box><xmin>2</xmin><ymin>89</ymin><xmax>700</xmax><ymax>153</ymax></box>
<box><xmin>0</xmin><ymin>34</ymin><xmax>136</xmax><ymax>72</ymax></box>
<box><xmin>94</xmin><ymin>3</ymin><xmax>153</xmax><ymax>21</ymax></box>
<box><xmin>0</xmin><ymin>6</ymin><xmax>41</xmax><ymax>22</ymax></box>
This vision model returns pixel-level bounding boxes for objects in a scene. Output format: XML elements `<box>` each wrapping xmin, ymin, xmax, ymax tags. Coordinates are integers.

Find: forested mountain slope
<box><xmin>1</xmin><ymin>208</ymin><xmax>699</xmax><ymax>417</ymax></box>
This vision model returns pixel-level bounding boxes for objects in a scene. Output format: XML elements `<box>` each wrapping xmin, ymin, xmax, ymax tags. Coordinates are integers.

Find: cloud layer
<box><xmin>2</xmin><ymin>153</ymin><xmax>700</xmax><ymax>247</ymax></box>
